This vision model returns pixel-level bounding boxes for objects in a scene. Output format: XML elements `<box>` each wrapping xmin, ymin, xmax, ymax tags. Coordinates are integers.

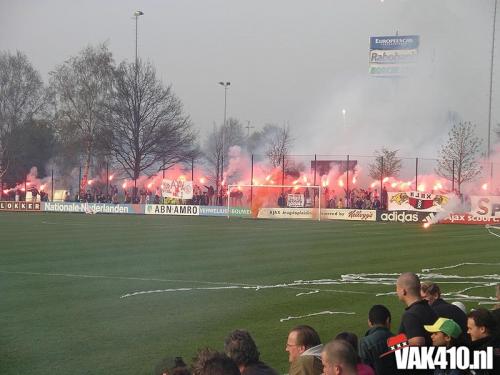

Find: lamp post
<box><xmin>218</xmin><ymin>81</ymin><xmax>230</xmax><ymax>201</ymax></box>
<box><xmin>133</xmin><ymin>10</ymin><xmax>144</xmax><ymax>68</ymax></box>
<box><xmin>132</xmin><ymin>10</ymin><xmax>143</xmax><ymax>203</ymax></box>
<box><xmin>488</xmin><ymin>0</ymin><xmax>498</xmax><ymax>161</ymax></box>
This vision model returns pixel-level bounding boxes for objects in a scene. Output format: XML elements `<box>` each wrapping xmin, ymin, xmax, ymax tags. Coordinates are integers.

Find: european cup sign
<box><xmin>369</xmin><ymin>35</ymin><xmax>419</xmax><ymax>77</ymax></box>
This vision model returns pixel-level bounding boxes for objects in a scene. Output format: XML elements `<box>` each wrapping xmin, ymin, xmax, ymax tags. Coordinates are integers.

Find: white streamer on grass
<box><xmin>486</xmin><ymin>224</ymin><xmax>500</xmax><ymax>238</ymax></box>
<box><xmin>3</xmin><ymin>263</ymin><xmax>498</xmax><ymax>305</ymax></box>
<box><xmin>296</xmin><ymin>290</ymin><xmax>320</xmax><ymax>296</ymax></box>
<box><xmin>279</xmin><ymin>311</ymin><xmax>356</xmax><ymax>322</ymax></box>
<box><xmin>422</xmin><ymin>263</ymin><xmax>500</xmax><ymax>272</ymax></box>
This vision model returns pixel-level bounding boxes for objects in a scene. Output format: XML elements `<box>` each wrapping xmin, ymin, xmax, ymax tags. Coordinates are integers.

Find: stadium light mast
<box><xmin>218</xmin><ymin>81</ymin><xmax>230</xmax><ymax>200</ymax></box>
<box><xmin>132</xmin><ymin>10</ymin><xmax>144</xmax><ymax>199</ymax></box>
<box><xmin>134</xmin><ymin>10</ymin><xmax>144</xmax><ymax>69</ymax></box>
<box><xmin>488</xmin><ymin>0</ymin><xmax>498</xmax><ymax>161</ymax></box>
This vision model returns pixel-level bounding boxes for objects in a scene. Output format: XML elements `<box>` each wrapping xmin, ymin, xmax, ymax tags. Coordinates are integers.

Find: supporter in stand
<box><xmin>278</xmin><ymin>193</ymin><xmax>286</xmax><ymax>208</ymax></box>
<box><xmin>153</xmin><ymin>193</ymin><xmax>160</xmax><ymax>204</ymax></box>
<box><xmin>155</xmin><ymin>356</ymin><xmax>190</xmax><ymax>375</ymax></box>
<box><xmin>224</xmin><ymin>329</ymin><xmax>278</xmax><ymax>375</ymax></box>
<box><xmin>467</xmin><ymin>309</ymin><xmax>500</xmax><ymax>374</ymax></box>
<box><xmin>424</xmin><ymin>317</ymin><xmax>465</xmax><ymax>375</ymax></box>
<box><xmin>421</xmin><ymin>282</ymin><xmax>468</xmax><ymax>341</ymax></box>
<box><xmin>40</xmin><ymin>190</ymin><xmax>48</xmax><ymax>202</ymax></box>
<box><xmin>328</xmin><ymin>196</ymin><xmax>337</xmax><ymax>209</ymax></box>
<box><xmin>359</xmin><ymin>305</ymin><xmax>398</xmax><ymax>375</ymax></box>
<box><xmin>334</xmin><ymin>332</ymin><xmax>374</xmax><ymax>375</ymax></box>
<box><xmin>285</xmin><ymin>325</ymin><xmax>323</xmax><ymax>375</ymax></box>
<box><xmin>396</xmin><ymin>272</ymin><xmax>438</xmax><ymax>347</ymax></box>
<box><xmin>229</xmin><ymin>189</ymin><xmax>244</xmax><ymax>207</ymax></box>
<box><xmin>492</xmin><ymin>284</ymin><xmax>500</xmax><ymax>328</ymax></box>
<box><xmin>142</xmin><ymin>187</ymin><xmax>149</xmax><ymax>203</ymax></box>
<box><xmin>321</xmin><ymin>339</ymin><xmax>358</xmax><ymax>375</ymax></box>
<box><xmin>84</xmin><ymin>189</ymin><xmax>92</xmax><ymax>202</ymax></box>
<box><xmin>204</xmin><ymin>185</ymin><xmax>215</xmax><ymax>205</ymax></box>
<box><xmin>337</xmin><ymin>198</ymin><xmax>344</xmax><ymax>209</ymax></box>
<box><xmin>381</xmin><ymin>186</ymin><xmax>388</xmax><ymax>210</ymax></box>
<box><xmin>192</xmin><ymin>349</ymin><xmax>239</xmax><ymax>375</ymax></box>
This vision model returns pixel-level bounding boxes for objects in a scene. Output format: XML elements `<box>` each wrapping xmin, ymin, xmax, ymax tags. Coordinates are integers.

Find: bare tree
<box><xmin>104</xmin><ymin>59</ymin><xmax>195</xmax><ymax>182</ymax></box>
<box><xmin>264</xmin><ymin>124</ymin><xmax>293</xmax><ymax>168</ymax></box>
<box><xmin>203</xmin><ymin>118</ymin><xmax>245</xmax><ymax>192</ymax></box>
<box><xmin>49</xmin><ymin>43</ymin><xmax>115</xmax><ymax>192</ymax></box>
<box><xmin>368</xmin><ymin>147</ymin><xmax>402</xmax><ymax>180</ymax></box>
<box><xmin>0</xmin><ymin>51</ymin><xmax>46</xmax><ymax>180</ymax></box>
<box><xmin>436</xmin><ymin>121</ymin><xmax>483</xmax><ymax>193</ymax></box>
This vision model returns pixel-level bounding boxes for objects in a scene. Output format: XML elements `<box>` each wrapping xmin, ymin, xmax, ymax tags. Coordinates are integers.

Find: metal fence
<box><xmin>1</xmin><ymin>153</ymin><xmax>499</xmax><ymax>206</ymax></box>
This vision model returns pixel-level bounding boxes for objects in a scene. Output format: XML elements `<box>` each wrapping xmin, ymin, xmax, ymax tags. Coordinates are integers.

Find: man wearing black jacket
<box><xmin>224</xmin><ymin>329</ymin><xmax>278</xmax><ymax>375</ymax></box>
<box><xmin>421</xmin><ymin>281</ymin><xmax>468</xmax><ymax>341</ymax></box>
<box><xmin>467</xmin><ymin>309</ymin><xmax>500</xmax><ymax>375</ymax></box>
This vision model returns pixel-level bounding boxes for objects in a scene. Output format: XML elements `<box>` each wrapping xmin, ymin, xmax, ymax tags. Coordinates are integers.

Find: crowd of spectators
<box><xmin>156</xmin><ymin>279</ymin><xmax>500</xmax><ymax>375</ymax></box>
<box><xmin>2</xmin><ymin>181</ymin><xmax>499</xmax><ymax>212</ymax></box>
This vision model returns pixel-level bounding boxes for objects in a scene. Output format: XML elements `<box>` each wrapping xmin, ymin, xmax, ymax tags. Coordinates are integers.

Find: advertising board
<box><xmin>369</xmin><ymin>35</ymin><xmax>419</xmax><ymax>77</ymax></box>
<box><xmin>377</xmin><ymin>210</ymin><xmax>431</xmax><ymax>223</ymax></box>
<box><xmin>145</xmin><ymin>204</ymin><xmax>199</xmax><ymax>216</ymax></box>
<box><xmin>388</xmin><ymin>191</ymin><xmax>449</xmax><ymax>213</ymax></box>
<box><xmin>321</xmin><ymin>209</ymin><xmax>376</xmax><ymax>221</ymax></box>
<box><xmin>0</xmin><ymin>201</ymin><xmax>41</xmax><ymax>211</ymax></box>
<box><xmin>42</xmin><ymin>202</ymin><xmax>143</xmax><ymax>214</ymax></box>
<box><xmin>199</xmin><ymin>206</ymin><xmax>252</xmax><ymax>217</ymax></box>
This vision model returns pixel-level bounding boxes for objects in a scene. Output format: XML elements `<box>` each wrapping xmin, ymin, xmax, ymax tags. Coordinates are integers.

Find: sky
<box><xmin>1</xmin><ymin>0</ymin><xmax>499</xmax><ymax>159</ymax></box>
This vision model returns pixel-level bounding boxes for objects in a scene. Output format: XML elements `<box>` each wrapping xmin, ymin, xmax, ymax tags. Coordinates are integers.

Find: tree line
<box><xmin>0</xmin><ymin>44</ymin><xmax>292</xmax><ymax>194</ymax></box>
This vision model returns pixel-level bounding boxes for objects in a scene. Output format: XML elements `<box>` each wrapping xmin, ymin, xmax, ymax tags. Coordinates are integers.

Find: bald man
<box><xmin>321</xmin><ymin>340</ymin><xmax>358</xmax><ymax>375</ymax></box>
<box><xmin>396</xmin><ymin>272</ymin><xmax>437</xmax><ymax>347</ymax></box>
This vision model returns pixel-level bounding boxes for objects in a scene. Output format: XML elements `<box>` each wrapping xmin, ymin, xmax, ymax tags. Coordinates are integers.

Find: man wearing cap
<box><xmin>425</xmin><ymin>317</ymin><xmax>463</xmax><ymax>348</ymax></box>
<box><xmin>424</xmin><ymin>318</ymin><xmax>464</xmax><ymax>375</ymax></box>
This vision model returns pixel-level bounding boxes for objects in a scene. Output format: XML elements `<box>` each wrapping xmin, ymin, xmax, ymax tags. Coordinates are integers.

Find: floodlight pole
<box><xmin>134</xmin><ymin>10</ymin><xmax>144</xmax><ymax>70</ymax></box>
<box><xmin>133</xmin><ymin>10</ymin><xmax>143</xmax><ymax>203</ymax></box>
<box><xmin>218</xmin><ymin>81</ymin><xmax>230</xmax><ymax>205</ymax></box>
<box><xmin>487</xmin><ymin>0</ymin><xmax>498</xmax><ymax>161</ymax></box>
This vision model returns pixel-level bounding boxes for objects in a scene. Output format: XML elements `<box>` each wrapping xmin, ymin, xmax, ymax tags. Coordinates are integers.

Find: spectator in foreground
<box><xmin>155</xmin><ymin>356</ymin><xmax>190</xmax><ymax>375</ymax></box>
<box><xmin>425</xmin><ymin>317</ymin><xmax>465</xmax><ymax>375</ymax></box>
<box><xmin>421</xmin><ymin>281</ymin><xmax>467</xmax><ymax>338</ymax></box>
<box><xmin>467</xmin><ymin>309</ymin><xmax>500</xmax><ymax>374</ymax></box>
<box><xmin>492</xmin><ymin>284</ymin><xmax>500</xmax><ymax>328</ymax></box>
<box><xmin>335</xmin><ymin>332</ymin><xmax>374</xmax><ymax>375</ymax></box>
<box><xmin>192</xmin><ymin>349</ymin><xmax>239</xmax><ymax>375</ymax></box>
<box><xmin>321</xmin><ymin>339</ymin><xmax>358</xmax><ymax>375</ymax></box>
<box><xmin>359</xmin><ymin>305</ymin><xmax>398</xmax><ymax>375</ymax></box>
<box><xmin>285</xmin><ymin>325</ymin><xmax>323</xmax><ymax>375</ymax></box>
<box><xmin>224</xmin><ymin>329</ymin><xmax>278</xmax><ymax>375</ymax></box>
<box><xmin>396</xmin><ymin>272</ymin><xmax>438</xmax><ymax>346</ymax></box>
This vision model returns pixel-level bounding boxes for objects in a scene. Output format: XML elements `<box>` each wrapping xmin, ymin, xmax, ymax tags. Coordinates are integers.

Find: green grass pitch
<box><xmin>1</xmin><ymin>212</ymin><xmax>498</xmax><ymax>374</ymax></box>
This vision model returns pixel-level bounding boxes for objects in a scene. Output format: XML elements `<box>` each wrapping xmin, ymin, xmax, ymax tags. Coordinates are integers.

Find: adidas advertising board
<box><xmin>377</xmin><ymin>210</ymin><xmax>429</xmax><ymax>223</ymax></box>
